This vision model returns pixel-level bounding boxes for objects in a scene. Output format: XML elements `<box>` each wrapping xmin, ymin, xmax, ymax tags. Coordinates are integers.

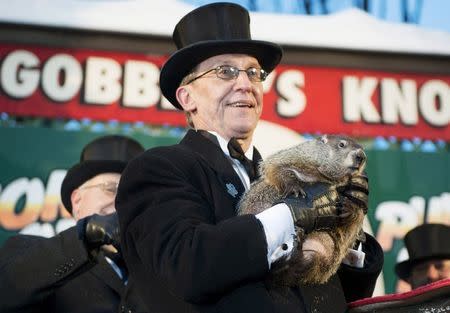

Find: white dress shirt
<box><xmin>210</xmin><ymin>131</ymin><xmax>295</xmax><ymax>268</ymax></box>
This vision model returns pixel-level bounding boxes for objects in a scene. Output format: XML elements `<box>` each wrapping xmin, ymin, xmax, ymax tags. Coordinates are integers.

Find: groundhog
<box><xmin>237</xmin><ymin>134</ymin><xmax>367</xmax><ymax>287</ymax></box>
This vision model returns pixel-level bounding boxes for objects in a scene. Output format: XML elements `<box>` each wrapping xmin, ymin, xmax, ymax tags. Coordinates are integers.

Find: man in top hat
<box><xmin>0</xmin><ymin>135</ymin><xmax>147</xmax><ymax>313</ymax></box>
<box><xmin>395</xmin><ymin>223</ymin><xmax>450</xmax><ymax>290</ymax></box>
<box><xmin>116</xmin><ymin>3</ymin><xmax>383</xmax><ymax>313</ymax></box>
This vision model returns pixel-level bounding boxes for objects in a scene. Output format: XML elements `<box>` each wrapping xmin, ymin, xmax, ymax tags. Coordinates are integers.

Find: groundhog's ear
<box><xmin>320</xmin><ymin>135</ymin><xmax>328</xmax><ymax>144</ymax></box>
<box><xmin>287</xmin><ymin>168</ymin><xmax>315</xmax><ymax>183</ymax></box>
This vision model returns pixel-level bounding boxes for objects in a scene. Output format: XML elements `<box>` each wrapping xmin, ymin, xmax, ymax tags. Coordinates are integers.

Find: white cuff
<box><xmin>255</xmin><ymin>203</ymin><xmax>296</xmax><ymax>268</ymax></box>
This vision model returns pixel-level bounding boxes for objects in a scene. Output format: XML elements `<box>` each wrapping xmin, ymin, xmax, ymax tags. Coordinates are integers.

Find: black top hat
<box><xmin>395</xmin><ymin>223</ymin><xmax>450</xmax><ymax>280</ymax></box>
<box><xmin>60</xmin><ymin>135</ymin><xmax>144</xmax><ymax>214</ymax></box>
<box><xmin>159</xmin><ymin>2</ymin><xmax>283</xmax><ymax>109</ymax></box>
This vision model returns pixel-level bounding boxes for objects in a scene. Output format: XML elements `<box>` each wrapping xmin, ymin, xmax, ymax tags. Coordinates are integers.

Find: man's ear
<box><xmin>176</xmin><ymin>85</ymin><xmax>196</xmax><ymax>112</ymax></box>
<box><xmin>70</xmin><ymin>189</ymin><xmax>81</xmax><ymax>219</ymax></box>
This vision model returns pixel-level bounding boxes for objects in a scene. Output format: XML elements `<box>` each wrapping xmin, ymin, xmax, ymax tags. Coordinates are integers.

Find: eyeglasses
<box><xmin>185</xmin><ymin>65</ymin><xmax>268</xmax><ymax>85</ymax></box>
<box><xmin>78</xmin><ymin>181</ymin><xmax>119</xmax><ymax>195</ymax></box>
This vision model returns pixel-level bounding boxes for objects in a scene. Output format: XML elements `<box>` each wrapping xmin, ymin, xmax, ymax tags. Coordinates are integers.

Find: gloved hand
<box><xmin>337</xmin><ymin>173</ymin><xmax>369</xmax><ymax>214</ymax></box>
<box><xmin>76</xmin><ymin>213</ymin><xmax>120</xmax><ymax>252</ymax></box>
<box><xmin>276</xmin><ymin>182</ymin><xmax>343</xmax><ymax>234</ymax></box>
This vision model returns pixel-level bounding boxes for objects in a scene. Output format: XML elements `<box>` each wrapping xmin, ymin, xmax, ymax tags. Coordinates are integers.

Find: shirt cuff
<box><xmin>255</xmin><ymin>203</ymin><xmax>296</xmax><ymax>268</ymax></box>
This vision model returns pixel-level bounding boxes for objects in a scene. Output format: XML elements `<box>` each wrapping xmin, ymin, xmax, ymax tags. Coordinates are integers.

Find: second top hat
<box><xmin>60</xmin><ymin>135</ymin><xmax>144</xmax><ymax>213</ymax></box>
<box><xmin>159</xmin><ymin>2</ymin><xmax>282</xmax><ymax>110</ymax></box>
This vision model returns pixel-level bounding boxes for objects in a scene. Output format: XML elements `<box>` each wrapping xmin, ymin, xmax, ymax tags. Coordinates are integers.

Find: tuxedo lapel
<box><xmin>180</xmin><ymin>130</ymin><xmax>246</xmax><ymax>206</ymax></box>
<box><xmin>90</xmin><ymin>255</ymin><xmax>125</xmax><ymax>296</ymax></box>
<box><xmin>252</xmin><ymin>146</ymin><xmax>263</xmax><ymax>180</ymax></box>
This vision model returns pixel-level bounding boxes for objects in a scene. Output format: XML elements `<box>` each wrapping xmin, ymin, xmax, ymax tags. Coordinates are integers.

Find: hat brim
<box><xmin>160</xmin><ymin>40</ymin><xmax>282</xmax><ymax>109</ymax></box>
<box><xmin>395</xmin><ymin>254</ymin><xmax>450</xmax><ymax>281</ymax></box>
<box><xmin>61</xmin><ymin>160</ymin><xmax>126</xmax><ymax>214</ymax></box>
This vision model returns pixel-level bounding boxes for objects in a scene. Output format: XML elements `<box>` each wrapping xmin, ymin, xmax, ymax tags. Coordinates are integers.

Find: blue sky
<box><xmin>376</xmin><ymin>0</ymin><xmax>450</xmax><ymax>33</ymax></box>
<box><xmin>183</xmin><ymin>0</ymin><xmax>450</xmax><ymax>34</ymax></box>
<box><xmin>408</xmin><ymin>0</ymin><xmax>450</xmax><ymax>33</ymax></box>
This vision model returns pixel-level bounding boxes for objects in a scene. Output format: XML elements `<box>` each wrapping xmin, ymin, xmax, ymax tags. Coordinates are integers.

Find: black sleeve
<box><xmin>116</xmin><ymin>149</ymin><xmax>269</xmax><ymax>304</ymax></box>
<box><xmin>337</xmin><ymin>233</ymin><xmax>384</xmax><ymax>303</ymax></box>
<box><xmin>0</xmin><ymin>227</ymin><xmax>95</xmax><ymax>312</ymax></box>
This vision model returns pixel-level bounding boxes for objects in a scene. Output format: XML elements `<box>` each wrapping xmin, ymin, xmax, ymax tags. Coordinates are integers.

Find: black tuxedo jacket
<box><xmin>116</xmin><ymin>129</ymin><xmax>383</xmax><ymax>313</ymax></box>
<box><xmin>0</xmin><ymin>227</ymin><xmax>146</xmax><ymax>313</ymax></box>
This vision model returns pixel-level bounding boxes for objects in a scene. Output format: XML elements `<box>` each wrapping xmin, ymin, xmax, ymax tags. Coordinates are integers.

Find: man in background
<box><xmin>395</xmin><ymin>223</ymin><xmax>450</xmax><ymax>290</ymax></box>
<box><xmin>0</xmin><ymin>135</ymin><xmax>147</xmax><ymax>313</ymax></box>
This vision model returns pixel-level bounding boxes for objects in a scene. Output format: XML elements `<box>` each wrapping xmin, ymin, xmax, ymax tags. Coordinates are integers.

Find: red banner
<box><xmin>1</xmin><ymin>43</ymin><xmax>449</xmax><ymax>140</ymax></box>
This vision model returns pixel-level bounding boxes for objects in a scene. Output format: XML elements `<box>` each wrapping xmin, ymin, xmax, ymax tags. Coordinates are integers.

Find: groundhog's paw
<box><xmin>337</xmin><ymin>174</ymin><xmax>369</xmax><ymax>214</ymax></box>
<box><xmin>338</xmin><ymin>198</ymin><xmax>365</xmax><ymax>226</ymax></box>
<box><xmin>338</xmin><ymin>211</ymin><xmax>355</xmax><ymax>226</ymax></box>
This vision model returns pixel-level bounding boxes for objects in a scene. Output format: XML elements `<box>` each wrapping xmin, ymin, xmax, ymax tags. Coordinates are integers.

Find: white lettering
<box><xmin>84</xmin><ymin>57</ymin><xmax>122</xmax><ymax>104</ymax></box>
<box><xmin>123</xmin><ymin>60</ymin><xmax>160</xmax><ymax>108</ymax></box>
<box><xmin>159</xmin><ymin>95</ymin><xmax>177</xmax><ymax>110</ymax></box>
<box><xmin>375</xmin><ymin>194</ymin><xmax>450</xmax><ymax>251</ymax></box>
<box><xmin>381</xmin><ymin>78</ymin><xmax>418</xmax><ymax>125</ymax></box>
<box><xmin>427</xmin><ymin>192</ymin><xmax>450</xmax><ymax>224</ymax></box>
<box><xmin>276</xmin><ymin>70</ymin><xmax>306</xmax><ymax>117</ymax></box>
<box><xmin>262</xmin><ymin>71</ymin><xmax>276</xmax><ymax>93</ymax></box>
<box><xmin>419</xmin><ymin>80</ymin><xmax>450</xmax><ymax>127</ymax></box>
<box><xmin>0</xmin><ymin>170</ymin><xmax>70</xmax><ymax>230</ymax></box>
<box><xmin>343</xmin><ymin>76</ymin><xmax>380</xmax><ymax>123</ymax></box>
<box><xmin>41</xmin><ymin>54</ymin><xmax>83</xmax><ymax>102</ymax></box>
<box><xmin>40</xmin><ymin>170</ymin><xmax>67</xmax><ymax>222</ymax></box>
<box><xmin>0</xmin><ymin>50</ymin><xmax>40</xmax><ymax>98</ymax></box>
<box><xmin>375</xmin><ymin>196</ymin><xmax>425</xmax><ymax>250</ymax></box>
<box><xmin>0</xmin><ymin>178</ymin><xmax>45</xmax><ymax>229</ymax></box>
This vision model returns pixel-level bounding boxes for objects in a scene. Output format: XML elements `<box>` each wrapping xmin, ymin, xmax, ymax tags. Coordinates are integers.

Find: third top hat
<box><xmin>395</xmin><ymin>223</ymin><xmax>450</xmax><ymax>280</ymax></box>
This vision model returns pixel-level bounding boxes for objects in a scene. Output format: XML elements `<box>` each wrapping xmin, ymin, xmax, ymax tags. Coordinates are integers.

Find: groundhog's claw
<box><xmin>284</xmin><ymin>186</ymin><xmax>307</xmax><ymax>198</ymax></box>
<box><xmin>337</xmin><ymin>174</ymin><xmax>369</xmax><ymax>214</ymax></box>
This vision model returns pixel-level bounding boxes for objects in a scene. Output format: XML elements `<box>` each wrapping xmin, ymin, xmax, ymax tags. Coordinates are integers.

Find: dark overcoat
<box><xmin>116</xmin><ymin>129</ymin><xmax>384</xmax><ymax>313</ymax></box>
<box><xmin>0</xmin><ymin>226</ymin><xmax>146</xmax><ymax>313</ymax></box>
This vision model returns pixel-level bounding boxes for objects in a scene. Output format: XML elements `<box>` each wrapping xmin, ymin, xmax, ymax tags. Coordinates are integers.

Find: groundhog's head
<box><xmin>317</xmin><ymin>135</ymin><xmax>366</xmax><ymax>182</ymax></box>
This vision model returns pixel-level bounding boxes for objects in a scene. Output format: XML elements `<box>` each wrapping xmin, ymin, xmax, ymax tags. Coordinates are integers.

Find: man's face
<box><xmin>408</xmin><ymin>258</ymin><xmax>450</xmax><ymax>289</ymax></box>
<box><xmin>71</xmin><ymin>172</ymin><xmax>121</xmax><ymax>221</ymax></box>
<box><xmin>177</xmin><ymin>54</ymin><xmax>264</xmax><ymax>141</ymax></box>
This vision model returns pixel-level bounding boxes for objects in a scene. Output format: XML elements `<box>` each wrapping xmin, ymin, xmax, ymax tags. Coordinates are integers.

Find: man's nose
<box><xmin>234</xmin><ymin>71</ymin><xmax>253</xmax><ymax>91</ymax></box>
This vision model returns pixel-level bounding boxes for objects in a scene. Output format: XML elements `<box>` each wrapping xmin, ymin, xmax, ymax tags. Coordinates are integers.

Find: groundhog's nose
<box><xmin>355</xmin><ymin>149</ymin><xmax>366</xmax><ymax>168</ymax></box>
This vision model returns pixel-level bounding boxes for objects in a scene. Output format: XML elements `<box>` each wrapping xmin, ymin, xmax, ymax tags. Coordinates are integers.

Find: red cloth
<box><xmin>347</xmin><ymin>278</ymin><xmax>450</xmax><ymax>312</ymax></box>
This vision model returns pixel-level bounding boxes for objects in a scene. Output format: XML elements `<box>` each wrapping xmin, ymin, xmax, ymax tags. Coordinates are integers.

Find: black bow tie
<box><xmin>227</xmin><ymin>137</ymin><xmax>257</xmax><ymax>182</ymax></box>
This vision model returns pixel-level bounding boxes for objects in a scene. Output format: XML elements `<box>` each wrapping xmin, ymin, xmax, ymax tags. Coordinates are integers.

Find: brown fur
<box><xmin>237</xmin><ymin>135</ymin><xmax>367</xmax><ymax>287</ymax></box>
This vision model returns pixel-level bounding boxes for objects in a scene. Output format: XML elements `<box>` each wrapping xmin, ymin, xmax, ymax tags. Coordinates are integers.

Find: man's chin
<box><xmin>229</xmin><ymin>122</ymin><xmax>258</xmax><ymax>136</ymax></box>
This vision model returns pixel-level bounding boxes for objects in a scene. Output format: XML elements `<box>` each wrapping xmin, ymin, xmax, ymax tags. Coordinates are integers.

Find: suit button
<box><xmin>120</xmin><ymin>306</ymin><xmax>132</xmax><ymax>313</ymax></box>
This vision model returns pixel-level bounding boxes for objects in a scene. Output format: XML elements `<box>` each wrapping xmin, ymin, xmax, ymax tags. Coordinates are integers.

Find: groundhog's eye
<box><xmin>338</xmin><ymin>140</ymin><xmax>347</xmax><ymax>148</ymax></box>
